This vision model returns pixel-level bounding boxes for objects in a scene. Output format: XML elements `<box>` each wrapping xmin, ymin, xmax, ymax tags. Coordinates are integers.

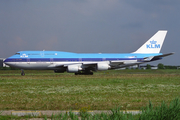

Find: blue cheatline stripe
<box><xmin>4</xmin><ymin>58</ymin><xmax>144</xmax><ymax>62</ymax></box>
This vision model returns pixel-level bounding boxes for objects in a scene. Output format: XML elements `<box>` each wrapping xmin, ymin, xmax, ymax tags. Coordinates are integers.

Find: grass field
<box><xmin>0</xmin><ymin>69</ymin><xmax>180</xmax><ymax>110</ymax></box>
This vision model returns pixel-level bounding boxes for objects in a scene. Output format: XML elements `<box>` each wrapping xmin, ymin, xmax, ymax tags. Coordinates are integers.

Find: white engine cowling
<box><xmin>67</xmin><ymin>65</ymin><xmax>82</xmax><ymax>73</ymax></box>
<box><xmin>97</xmin><ymin>63</ymin><xmax>109</xmax><ymax>71</ymax></box>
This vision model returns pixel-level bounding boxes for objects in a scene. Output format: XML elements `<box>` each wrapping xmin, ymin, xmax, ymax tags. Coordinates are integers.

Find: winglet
<box><xmin>133</xmin><ymin>31</ymin><xmax>167</xmax><ymax>53</ymax></box>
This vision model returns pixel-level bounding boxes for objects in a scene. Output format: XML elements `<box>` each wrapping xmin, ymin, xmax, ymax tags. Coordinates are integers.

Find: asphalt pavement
<box><xmin>1</xmin><ymin>110</ymin><xmax>141</xmax><ymax>116</ymax></box>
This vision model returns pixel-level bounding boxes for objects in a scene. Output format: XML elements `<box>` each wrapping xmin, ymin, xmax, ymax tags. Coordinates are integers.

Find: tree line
<box><xmin>146</xmin><ymin>63</ymin><xmax>178</xmax><ymax>69</ymax></box>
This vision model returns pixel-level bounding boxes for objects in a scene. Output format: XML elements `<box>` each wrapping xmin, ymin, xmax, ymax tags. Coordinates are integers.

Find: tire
<box><xmin>21</xmin><ymin>72</ymin><xmax>25</xmax><ymax>76</ymax></box>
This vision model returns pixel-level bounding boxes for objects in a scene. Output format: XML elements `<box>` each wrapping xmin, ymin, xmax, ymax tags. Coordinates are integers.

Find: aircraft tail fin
<box><xmin>133</xmin><ymin>30</ymin><xmax>167</xmax><ymax>53</ymax></box>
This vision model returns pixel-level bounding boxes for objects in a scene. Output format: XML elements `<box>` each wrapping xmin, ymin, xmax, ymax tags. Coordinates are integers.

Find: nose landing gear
<box><xmin>21</xmin><ymin>69</ymin><xmax>25</xmax><ymax>76</ymax></box>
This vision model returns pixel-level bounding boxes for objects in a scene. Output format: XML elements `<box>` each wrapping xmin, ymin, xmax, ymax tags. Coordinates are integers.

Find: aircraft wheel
<box><xmin>84</xmin><ymin>72</ymin><xmax>93</xmax><ymax>75</ymax></box>
<box><xmin>87</xmin><ymin>72</ymin><xmax>93</xmax><ymax>75</ymax></box>
<box><xmin>21</xmin><ymin>69</ymin><xmax>25</xmax><ymax>76</ymax></box>
<box><xmin>90</xmin><ymin>72</ymin><xmax>93</xmax><ymax>75</ymax></box>
<box><xmin>21</xmin><ymin>72</ymin><xmax>25</xmax><ymax>76</ymax></box>
<box><xmin>74</xmin><ymin>72</ymin><xmax>93</xmax><ymax>75</ymax></box>
<box><xmin>75</xmin><ymin>73</ymin><xmax>79</xmax><ymax>75</ymax></box>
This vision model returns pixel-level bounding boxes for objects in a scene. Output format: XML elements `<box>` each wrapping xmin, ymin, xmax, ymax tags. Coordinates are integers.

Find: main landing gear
<box><xmin>21</xmin><ymin>69</ymin><xmax>25</xmax><ymax>76</ymax></box>
<box><xmin>74</xmin><ymin>70</ymin><xmax>93</xmax><ymax>75</ymax></box>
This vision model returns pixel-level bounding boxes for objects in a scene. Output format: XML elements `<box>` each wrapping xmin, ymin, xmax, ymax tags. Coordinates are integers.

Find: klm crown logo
<box><xmin>150</xmin><ymin>40</ymin><xmax>157</xmax><ymax>44</ymax></box>
<box><xmin>146</xmin><ymin>40</ymin><xmax>160</xmax><ymax>49</ymax></box>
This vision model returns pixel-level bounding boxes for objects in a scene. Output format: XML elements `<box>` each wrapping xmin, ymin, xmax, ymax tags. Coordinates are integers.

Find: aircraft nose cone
<box><xmin>3</xmin><ymin>58</ymin><xmax>8</xmax><ymax>65</ymax></box>
<box><xmin>4</xmin><ymin>59</ymin><xmax>7</xmax><ymax>63</ymax></box>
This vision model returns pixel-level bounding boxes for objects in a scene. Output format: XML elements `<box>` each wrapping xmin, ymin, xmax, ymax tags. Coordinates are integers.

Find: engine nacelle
<box><xmin>67</xmin><ymin>65</ymin><xmax>82</xmax><ymax>73</ymax></box>
<box><xmin>97</xmin><ymin>63</ymin><xmax>110</xmax><ymax>71</ymax></box>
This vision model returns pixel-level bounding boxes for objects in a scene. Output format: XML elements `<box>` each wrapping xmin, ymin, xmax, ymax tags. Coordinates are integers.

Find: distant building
<box><xmin>0</xmin><ymin>59</ymin><xmax>3</xmax><ymax>67</ymax></box>
<box><xmin>140</xmin><ymin>65</ymin><xmax>158</xmax><ymax>70</ymax></box>
<box><xmin>177</xmin><ymin>66</ymin><xmax>180</xmax><ymax>69</ymax></box>
<box><xmin>151</xmin><ymin>66</ymin><xmax>158</xmax><ymax>70</ymax></box>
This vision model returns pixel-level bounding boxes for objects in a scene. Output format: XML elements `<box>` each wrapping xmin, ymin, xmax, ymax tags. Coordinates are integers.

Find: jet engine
<box><xmin>67</xmin><ymin>65</ymin><xmax>82</xmax><ymax>73</ymax></box>
<box><xmin>97</xmin><ymin>63</ymin><xmax>110</xmax><ymax>71</ymax></box>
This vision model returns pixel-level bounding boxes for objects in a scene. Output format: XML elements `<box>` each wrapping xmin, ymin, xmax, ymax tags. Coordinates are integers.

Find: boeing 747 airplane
<box><xmin>4</xmin><ymin>31</ymin><xmax>173</xmax><ymax>75</ymax></box>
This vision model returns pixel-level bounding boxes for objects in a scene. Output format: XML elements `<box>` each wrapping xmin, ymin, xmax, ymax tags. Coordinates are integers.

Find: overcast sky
<box><xmin>0</xmin><ymin>0</ymin><xmax>180</xmax><ymax>65</ymax></box>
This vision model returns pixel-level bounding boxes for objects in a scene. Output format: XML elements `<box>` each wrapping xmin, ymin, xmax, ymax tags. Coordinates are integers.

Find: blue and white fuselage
<box><xmin>4</xmin><ymin>31</ymin><xmax>173</xmax><ymax>75</ymax></box>
<box><xmin>4</xmin><ymin>51</ymin><xmax>162</xmax><ymax>69</ymax></box>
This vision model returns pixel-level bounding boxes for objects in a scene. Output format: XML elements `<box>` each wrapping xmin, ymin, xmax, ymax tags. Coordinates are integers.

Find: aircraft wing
<box><xmin>48</xmin><ymin>52</ymin><xmax>174</xmax><ymax>70</ymax></box>
<box><xmin>48</xmin><ymin>64</ymin><xmax>64</xmax><ymax>68</ymax></box>
<box><xmin>110</xmin><ymin>61</ymin><xmax>124</xmax><ymax>66</ymax></box>
<box><xmin>49</xmin><ymin>60</ymin><xmax>134</xmax><ymax>69</ymax></box>
<box><xmin>48</xmin><ymin>63</ymin><xmax>80</xmax><ymax>68</ymax></box>
<box><xmin>48</xmin><ymin>62</ymin><xmax>97</xmax><ymax>69</ymax></box>
<box><xmin>143</xmin><ymin>53</ymin><xmax>174</xmax><ymax>62</ymax></box>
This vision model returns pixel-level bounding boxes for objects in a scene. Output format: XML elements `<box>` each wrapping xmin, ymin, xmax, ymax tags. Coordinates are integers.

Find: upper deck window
<box><xmin>28</xmin><ymin>54</ymin><xmax>40</xmax><ymax>55</ymax></box>
<box><xmin>45</xmin><ymin>54</ymin><xmax>55</xmax><ymax>55</ymax></box>
<box><xmin>15</xmin><ymin>53</ymin><xmax>20</xmax><ymax>55</ymax></box>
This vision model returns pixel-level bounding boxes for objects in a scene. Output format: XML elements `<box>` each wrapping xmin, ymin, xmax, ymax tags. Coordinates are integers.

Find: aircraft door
<box><xmin>27</xmin><ymin>58</ymin><xmax>30</xmax><ymax>64</ymax></box>
<box><xmin>79</xmin><ymin>58</ymin><xmax>82</xmax><ymax>62</ymax></box>
<box><xmin>50</xmin><ymin>58</ymin><xmax>53</xmax><ymax>64</ymax></box>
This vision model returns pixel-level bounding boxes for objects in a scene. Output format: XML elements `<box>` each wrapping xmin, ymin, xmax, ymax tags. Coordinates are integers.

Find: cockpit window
<box><xmin>15</xmin><ymin>53</ymin><xmax>20</xmax><ymax>55</ymax></box>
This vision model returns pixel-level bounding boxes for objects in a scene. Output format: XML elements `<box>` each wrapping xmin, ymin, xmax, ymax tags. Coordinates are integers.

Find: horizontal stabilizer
<box><xmin>142</xmin><ymin>53</ymin><xmax>174</xmax><ymax>62</ymax></box>
<box><xmin>153</xmin><ymin>52</ymin><xmax>174</xmax><ymax>59</ymax></box>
